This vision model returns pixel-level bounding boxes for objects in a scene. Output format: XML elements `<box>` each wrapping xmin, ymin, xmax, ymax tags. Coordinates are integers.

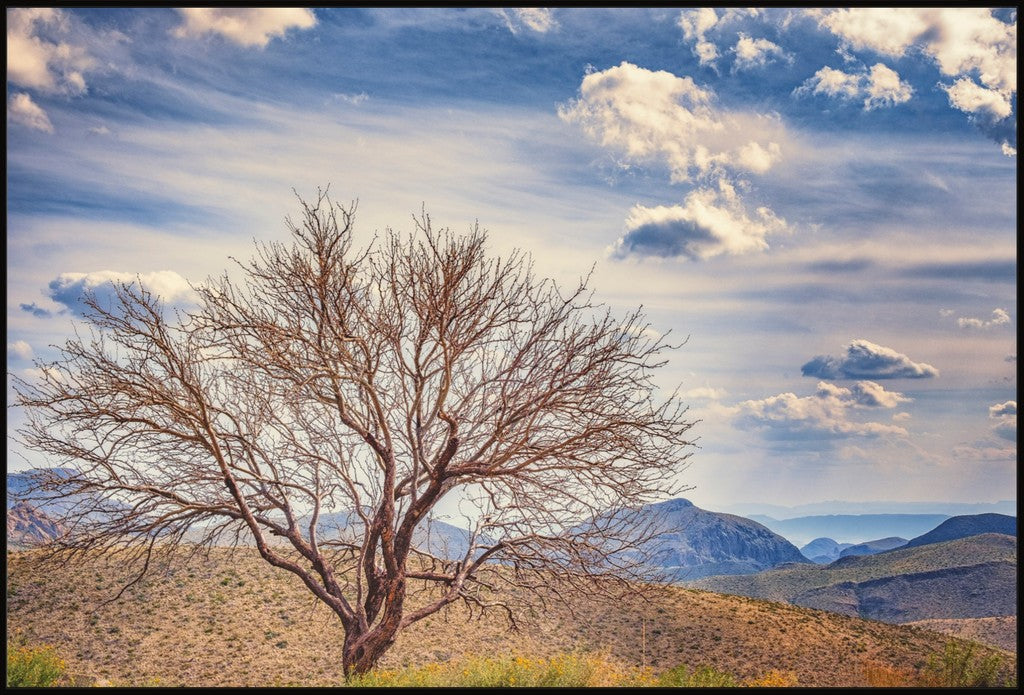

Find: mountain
<box><xmin>691</xmin><ymin>533</ymin><xmax>1017</xmax><ymax>624</ymax></box>
<box><xmin>748</xmin><ymin>514</ymin><xmax>950</xmax><ymax>546</ymax></box>
<box><xmin>838</xmin><ymin>536</ymin><xmax>907</xmax><ymax>557</ymax></box>
<box><xmin>7</xmin><ymin>501</ymin><xmax>64</xmax><ymax>548</ymax></box>
<box><xmin>799</xmin><ymin>537</ymin><xmax>854</xmax><ymax>564</ymax></box>
<box><xmin>724</xmin><ymin>500</ymin><xmax>1016</xmax><ymax>519</ymax></box>
<box><xmin>311</xmin><ymin>510</ymin><xmax>487</xmax><ymax>561</ymax></box>
<box><xmin>630</xmin><ymin>498</ymin><xmax>811</xmax><ymax>580</ymax></box>
<box><xmin>902</xmin><ymin>513</ymin><xmax>1016</xmax><ymax>550</ymax></box>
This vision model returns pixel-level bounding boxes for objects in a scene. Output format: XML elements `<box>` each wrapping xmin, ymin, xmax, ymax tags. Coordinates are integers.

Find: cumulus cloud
<box><xmin>609</xmin><ymin>182</ymin><xmax>786</xmax><ymax>261</ymax></box>
<box><xmin>558</xmin><ymin>62</ymin><xmax>786</xmax><ymax>183</ymax></box>
<box><xmin>1001</xmin><ymin>143</ymin><xmax>1017</xmax><ymax>157</ymax></box>
<box><xmin>46</xmin><ymin>270</ymin><xmax>197</xmax><ymax>317</ymax></box>
<box><xmin>732</xmin><ymin>33</ymin><xmax>786</xmax><ymax>71</ymax></box>
<box><xmin>811</xmin><ymin>8</ymin><xmax>1015</xmax><ymax>145</ymax></box>
<box><xmin>498</xmin><ymin>8</ymin><xmax>558</xmax><ymax>34</ymax></box>
<box><xmin>7</xmin><ymin>92</ymin><xmax>54</xmax><ymax>132</ymax></box>
<box><xmin>796</xmin><ymin>63</ymin><xmax>913</xmax><ymax>110</ymax></box>
<box><xmin>677</xmin><ymin>8</ymin><xmax>721</xmax><ymax>66</ymax></box>
<box><xmin>801</xmin><ymin>339</ymin><xmax>939</xmax><ymax>380</ymax></box>
<box><xmin>988</xmin><ymin>400</ymin><xmax>1016</xmax><ymax>442</ymax></box>
<box><xmin>942</xmin><ymin>77</ymin><xmax>1013</xmax><ymax>121</ymax></box>
<box><xmin>173</xmin><ymin>8</ymin><xmax>317</xmax><ymax>47</ymax></box>
<box><xmin>733</xmin><ymin>380</ymin><xmax>910</xmax><ymax>440</ymax></box>
<box><xmin>957</xmin><ymin>308</ymin><xmax>1011</xmax><ymax>329</ymax></box>
<box><xmin>7</xmin><ymin>340</ymin><xmax>34</xmax><ymax>360</ymax></box>
<box><xmin>6</xmin><ymin>8</ymin><xmax>94</xmax><ymax>95</ymax></box>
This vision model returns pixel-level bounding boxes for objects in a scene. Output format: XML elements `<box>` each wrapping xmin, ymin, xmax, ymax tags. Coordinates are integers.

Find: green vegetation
<box><xmin>345</xmin><ymin>652</ymin><xmax>795</xmax><ymax>687</ymax></box>
<box><xmin>6</xmin><ymin>641</ymin><xmax>66</xmax><ymax>687</ymax></box>
<box><xmin>922</xmin><ymin>640</ymin><xmax>1017</xmax><ymax>688</ymax></box>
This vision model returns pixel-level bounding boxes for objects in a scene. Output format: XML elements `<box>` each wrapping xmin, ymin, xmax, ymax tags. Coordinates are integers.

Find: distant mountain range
<box><xmin>723</xmin><ymin>500</ymin><xmax>1016</xmax><ymax>519</ymax></box>
<box><xmin>750</xmin><ymin>513</ymin><xmax>951</xmax><ymax>546</ymax></box>
<box><xmin>903</xmin><ymin>513</ymin><xmax>1016</xmax><ymax>549</ymax></box>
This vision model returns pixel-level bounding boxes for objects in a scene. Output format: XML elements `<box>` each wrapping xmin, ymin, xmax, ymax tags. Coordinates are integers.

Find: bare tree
<box><xmin>15</xmin><ymin>191</ymin><xmax>696</xmax><ymax>676</ymax></box>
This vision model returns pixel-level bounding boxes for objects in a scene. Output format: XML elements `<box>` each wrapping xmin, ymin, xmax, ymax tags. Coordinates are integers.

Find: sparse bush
<box><xmin>921</xmin><ymin>640</ymin><xmax>1015</xmax><ymax>688</ymax></box>
<box><xmin>656</xmin><ymin>663</ymin><xmax>739</xmax><ymax>687</ymax></box>
<box><xmin>6</xmin><ymin>642</ymin><xmax>66</xmax><ymax>687</ymax></box>
<box><xmin>862</xmin><ymin>660</ymin><xmax>920</xmax><ymax>687</ymax></box>
<box><xmin>347</xmin><ymin>652</ymin><xmax>665</xmax><ymax>687</ymax></box>
<box><xmin>744</xmin><ymin>669</ymin><xmax>799</xmax><ymax>687</ymax></box>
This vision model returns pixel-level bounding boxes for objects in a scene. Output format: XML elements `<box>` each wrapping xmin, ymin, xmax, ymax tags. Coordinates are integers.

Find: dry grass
<box><xmin>6</xmin><ymin>547</ymin><xmax>1015</xmax><ymax>687</ymax></box>
<box><xmin>906</xmin><ymin>616</ymin><xmax>1016</xmax><ymax>653</ymax></box>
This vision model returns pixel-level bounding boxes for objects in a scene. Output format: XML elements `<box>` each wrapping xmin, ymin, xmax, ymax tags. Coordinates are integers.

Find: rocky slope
<box><xmin>635</xmin><ymin>498</ymin><xmax>811</xmax><ymax>580</ymax></box>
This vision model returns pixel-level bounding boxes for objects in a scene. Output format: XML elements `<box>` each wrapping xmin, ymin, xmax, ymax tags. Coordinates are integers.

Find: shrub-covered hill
<box><xmin>6</xmin><ymin>546</ymin><xmax>1013</xmax><ymax>687</ymax></box>
<box><xmin>690</xmin><ymin>533</ymin><xmax>1017</xmax><ymax>633</ymax></box>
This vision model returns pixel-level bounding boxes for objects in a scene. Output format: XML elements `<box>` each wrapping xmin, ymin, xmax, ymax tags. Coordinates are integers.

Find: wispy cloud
<box><xmin>497</xmin><ymin>8</ymin><xmax>558</xmax><ymax>35</ymax></box>
<box><xmin>7</xmin><ymin>92</ymin><xmax>53</xmax><ymax>132</ymax></box>
<box><xmin>801</xmin><ymin>339</ymin><xmax>939</xmax><ymax>380</ymax></box>
<box><xmin>7</xmin><ymin>340</ymin><xmax>34</xmax><ymax>360</ymax></box>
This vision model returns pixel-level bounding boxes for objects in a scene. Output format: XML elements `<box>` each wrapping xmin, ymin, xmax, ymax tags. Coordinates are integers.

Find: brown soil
<box><xmin>5</xmin><ymin>547</ymin><xmax>1014</xmax><ymax>687</ymax></box>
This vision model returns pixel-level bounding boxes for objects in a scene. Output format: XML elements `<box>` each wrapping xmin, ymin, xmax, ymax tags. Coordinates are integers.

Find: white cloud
<box><xmin>797</xmin><ymin>63</ymin><xmax>912</xmax><ymax>110</ymax></box>
<box><xmin>813</xmin><ymin>9</ymin><xmax>1015</xmax><ymax>119</ymax></box>
<box><xmin>610</xmin><ymin>181</ymin><xmax>786</xmax><ymax>262</ymax></box>
<box><xmin>802</xmin><ymin>339</ymin><xmax>939</xmax><ymax>380</ymax></box>
<box><xmin>7</xmin><ymin>340</ymin><xmax>34</xmax><ymax>360</ymax></box>
<box><xmin>173</xmin><ymin>8</ymin><xmax>317</xmax><ymax>47</ymax></box>
<box><xmin>47</xmin><ymin>270</ymin><xmax>197</xmax><ymax>316</ymax></box>
<box><xmin>677</xmin><ymin>8</ymin><xmax>720</xmax><ymax>66</ymax></box>
<box><xmin>6</xmin><ymin>8</ymin><xmax>94</xmax><ymax>95</ymax></box>
<box><xmin>942</xmin><ymin>77</ymin><xmax>1013</xmax><ymax>120</ymax></box>
<box><xmin>683</xmin><ymin>386</ymin><xmax>728</xmax><ymax>401</ymax></box>
<box><xmin>558</xmin><ymin>62</ymin><xmax>787</xmax><ymax>183</ymax></box>
<box><xmin>1001</xmin><ymin>142</ymin><xmax>1017</xmax><ymax>157</ymax></box>
<box><xmin>733</xmin><ymin>33</ymin><xmax>786</xmax><ymax>71</ymax></box>
<box><xmin>988</xmin><ymin>400</ymin><xmax>1016</xmax><ymax>442</ymax></box>
<box><xmin>609</xmin><ymin>182</ymin><xmax>787</xmax><ymax>261</ymax></box>
<box><xmin>957</xmin><ymin>308</ymin><xmax>1011</xmax><ymax>329</ymax></box>
<box><xmin>498</xmin><ymin>8</ymin><xmax>558</xmax><ymax>35</ymax></box>
<box><xmin>7</xmin><ymin>92</ymin><xmax>54</xmax><ymax>133</ymax></box>
<box><xmin>333</xmin><ymin>92</ymin><xmax>369</xmax><ymax>106</ymax></box>
<box><xmin>733</xmin><ymin>380</ymin><xmax>910</xmax><ymax>440</ymax></box>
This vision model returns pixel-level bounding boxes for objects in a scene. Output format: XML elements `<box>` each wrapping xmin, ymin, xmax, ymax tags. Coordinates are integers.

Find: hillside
<box><xmin>906</xmin><ymin>617</ymin><xmax>1016</xmax><ymax>653</ymax></box>
<box><xmin>633</xmin><ymin>498</ymin><xmax>810</xmax><ymax>579</ymax></box>
<box><xmin>790</xmin><ymin>560</ymin><xmax>1016</xmax><ymax>622</ymax></box>
<box><xmin>690</xmin><ymin>533</ymin><xmax>1017</xmax><ymax>610</ymax></box>
<box><xmin>903</xmin><ymin>513</ymin><xmax>1016</xmax><ymax>549</ymax></box>
<box><xmin>5</xmin><ymin>547</ymin><xmax>1014</xmax><ymax>687</ymax></box>
<box><xmin>6</xmin><ymin>501</ymin><xmax>64</xmax><ymax>549</ymax></box>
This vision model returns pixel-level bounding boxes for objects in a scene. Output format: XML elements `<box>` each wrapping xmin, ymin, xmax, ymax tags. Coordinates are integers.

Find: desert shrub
<box><xmin>921</xmin><ymin>640</ymin><xmax>1015</xmax><ymax>688</ymax></box>
<box><xmin>861</xmin><ymin>660</ymin><xmax>920</xmax><ymax>687</ymax></box>
<box><xmin>6</xmin><ymin>642</ymin><xmax>66</xmax><ymax>687</ymax></box>
<box><xmin>744</xmin><ymin>669</ymin><xmax>799</xmax><ymax>687</ymax></box>
<box><xmin>656</xmin><ymin>663</ymin><xmax>739</xmax><ymax>687</ymax></box>
<box><xmin>348</xmin><ymin>652</ymin><xmax>666</xmax><ymax>687</ymax></box>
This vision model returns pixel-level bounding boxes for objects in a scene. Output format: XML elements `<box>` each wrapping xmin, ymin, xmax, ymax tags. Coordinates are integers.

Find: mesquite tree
<box><xmin>15</xmin><ymin>191</ymin><xmax>696</xmax><ymax>676</ymax></box>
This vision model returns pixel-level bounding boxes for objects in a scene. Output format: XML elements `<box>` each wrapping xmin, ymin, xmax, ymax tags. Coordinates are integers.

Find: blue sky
<box><xmin>6</xmin><ymin>8</ymin><xmax>1017</xmax><ymax>511</ymax></box>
